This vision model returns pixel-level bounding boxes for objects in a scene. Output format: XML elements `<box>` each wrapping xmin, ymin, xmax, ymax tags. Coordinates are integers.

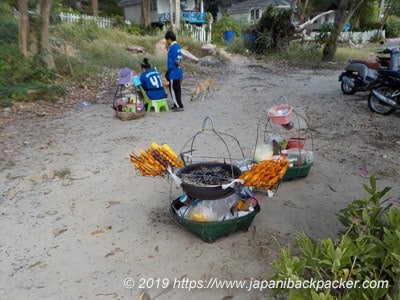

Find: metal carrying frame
<box><xmin>171</xmin><ymin>116</ymin><xmax>247</xmax><ymax>200</ymax></box>
<box><xmin>168</xmin><ymin>116</ymin><xmax>260</xmax><ymax>243</ymax></box>
<box><xmin>179</xmin><ymin>116</ymin><xmax>247</xmax><ymax>170</ymax></box>
<box><xmin>112</xmin><ymin>76</ymin><xmax>145</xmax><ymax>120</ymax></box>
<box><xmin>254</xmin><ymin>106</ymin><xmax>314</xmax><ymax>183</ymax></box>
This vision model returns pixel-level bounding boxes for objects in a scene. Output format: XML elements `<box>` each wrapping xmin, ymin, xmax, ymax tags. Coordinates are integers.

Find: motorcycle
<box><xmin>338</xmin><ymin>48</ymin><xmax>400</xmax><ymax>95</ymax></box>
<box><xmin>368</xmin><ymin>69</ymin><xmax>400</xmax><ymax>115</ymax></box>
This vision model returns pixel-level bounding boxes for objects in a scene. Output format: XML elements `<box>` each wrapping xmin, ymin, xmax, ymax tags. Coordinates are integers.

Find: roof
<box><xmin>227</xmin><ymin>0</ymin><xmax>290</xmax><ymax>14</ymax></box>
<box><xmin>118</xmin><ymin>0</ymin><xmax>140</xmax><ymax>7</ymax></box>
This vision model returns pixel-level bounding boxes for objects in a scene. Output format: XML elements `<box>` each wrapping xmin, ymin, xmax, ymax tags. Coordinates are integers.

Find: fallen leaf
<box><xmin>105</xmin><ymin>201</ymin><xmax>122</xmax><ymax>208</ymax></box>
<box><xmin>90</xmin><ymin>229</ymin><xmax>104</xmax><ymax>236</ymax></box>
<box><xmin>27</xmin><ymin>261</ymin><xmax>46</xmax><ymax>269</ymax></box>
<box><xmin>136</xmin><ymin>291</ymin><xmax>151</xmax><ymax>300</ymax></box>
<box><xmin>154</xmin><ymin>245</ymin><xmax>159</xmax><ymax>252</ymax></box>
<box><xmin>52</xmin><ymin>228</ymin><xmax>67</xmax><ymax>237</ymax></box>
<box><xmin>90</xmin><ymin>226</ymin><xmax>112</xmax><ymax>236</ymax></box>
<box><xmin>105</xmin><ymin>247</ymin><xmax>123</xmax><ymax>258</ymax></box>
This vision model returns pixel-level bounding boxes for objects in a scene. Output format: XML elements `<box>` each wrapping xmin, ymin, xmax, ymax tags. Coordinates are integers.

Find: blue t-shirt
<box><xmin>139</xmin><ymin>68</ymin><xmax>167</xmax><ymax>100</ymax></box>
<box><xmin>167</xmin><ymin>41</ymin><xmax>183</xmax><ymax>80</ymax></box>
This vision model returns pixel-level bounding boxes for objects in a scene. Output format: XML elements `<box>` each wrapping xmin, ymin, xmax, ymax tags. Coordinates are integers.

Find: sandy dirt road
<box><xmin>0</xmin><ymin>54</ymin><xmax>399</xmax><ymax>300</ymax></box>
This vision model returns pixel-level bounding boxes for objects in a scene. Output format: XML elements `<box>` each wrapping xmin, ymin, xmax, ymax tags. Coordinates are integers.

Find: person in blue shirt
<box><xmin>164</xmin><ymin>30</ymin><xmax>184</xmax><ymax>111</ymax></box>
<box><xmin>139</xmin><ymin>58</ymin><xmax>167</xmax><ymax>100</ymax></box>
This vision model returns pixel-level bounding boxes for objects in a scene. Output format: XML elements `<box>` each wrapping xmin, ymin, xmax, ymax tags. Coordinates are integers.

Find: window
<box><xmin>150</xmin><ymin>0</ymin><xmax>157</xmax><ymax>12</ymax></box>
<box><xmin>180</xmin><ymin>0</ymin><xmax>187</xmax><ymax>10</ymax></box>
<box><xmin>250</xmin><ymin>8</ymin><xmax>261</xmax><ymax>20</ymax></box>
<box><xmin>194</xmin><ymin>0</ymin><xmax>200</xmax><ymax>11</ymax></box>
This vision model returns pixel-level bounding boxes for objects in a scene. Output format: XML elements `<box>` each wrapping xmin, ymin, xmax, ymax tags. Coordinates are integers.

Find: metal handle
<box><xmin>276</xmin><ymin>95</ymin><xmax>288</xmax><ymax>104</ymax></box>
<box><xmin>201</xmin><ymin>116</ymin><xmax>215</xmax><ymax>131</ymax></box>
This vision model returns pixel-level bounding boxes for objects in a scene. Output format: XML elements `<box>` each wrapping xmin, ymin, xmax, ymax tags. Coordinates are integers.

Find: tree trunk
<box><xmin>379</xmin><ymin>0</ymin><xmax>395</xmax><ymax>32</ymax></box>
<box><xmin>141</xmin><ymin>0</ymin><xmax>150</xmax><ymax>26</ymax></box>
<box><xmin>299</xmin><ymin>0</ymin><xmax>311</xmax><ymax>23</ymax></box>
<box><xmin>322</xmin><ymin>0</ymin><xmax>365</xmax><ymax>61</ymax></box>
<box><xmin>18</xmin><ymin>0</ymin><xmax>29</xmax><ymax>56</ymax></box>
<box><xmin>290</xmin><ymin>0</ymin><xmax>298</xmax><ymax>22</ymax></box>
<box><xmin>169</xmin><ymin>0</ymin><xmax>174</xmax><ymax>30</ymax></box>
<box><xmin>92</xmin><ymin>0</ymin><xmax>98</xmax><ymax>17</ymax></box>
<box><xmin>174</xmin><ymin>0</ymin><xmax>180</xmax><ymax>31</ymax></box>
<box><xmin>40</xmin><ymin>0</ymin><xmax>55</xmax><ymax>70</ymax></box>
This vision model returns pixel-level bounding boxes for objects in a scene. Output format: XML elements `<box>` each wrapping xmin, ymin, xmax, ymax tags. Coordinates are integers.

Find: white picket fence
<box><xmin>58</xmin><ymin>12</ymin><xmax>211</xmax><ymax>43</ymax></box>
<box><xmin>340</xmin><ymin>29</ymin><xmax>385</xmax><ymax>42</ymax></box>
<box><xmin>310</xmin><ymin>29</ymin><xmax>385</xmax><ymax>43</ymax></box>
<box><xmin>58</xmin><ymin>12</ymin><xmax>116</xmax><ymax>28</ymax></box>
<box><xmin>181</xmin><ymin>23</ymin><xmax>212</xmax><ymax>43</ymax></box>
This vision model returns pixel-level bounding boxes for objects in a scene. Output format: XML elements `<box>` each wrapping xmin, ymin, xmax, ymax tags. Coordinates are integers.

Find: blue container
<box><xmin>132</xmin><ymin>75</ymin><xmax>142</xmax><ymax>87</ymax></box>
<box><xmin>243</xmin><ymin>33</ymin><xmax>256</xmax><ymax>46</ymax></box>
<box><xmin>224</xmin><ymin>30</ymin><xmax>235</xmax><ymax>44</ymax></box>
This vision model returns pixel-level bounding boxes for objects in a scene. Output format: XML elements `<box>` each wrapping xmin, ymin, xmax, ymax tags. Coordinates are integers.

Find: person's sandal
<box><xmin>172</xmin><ymin>107</ymin><xmax>184</xmax><ymax>112</ymax></box>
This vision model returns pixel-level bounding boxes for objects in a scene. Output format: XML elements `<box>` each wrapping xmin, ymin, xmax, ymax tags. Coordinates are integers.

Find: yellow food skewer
<box><xmin>238</xmin><ymin>158</ymin><xmax>289</xmax><ymax>189</ymax></box>
<box><xmin>129</xmin><ymin>143</ymin><xmax>184</xmax><ymax>177</ymax></box>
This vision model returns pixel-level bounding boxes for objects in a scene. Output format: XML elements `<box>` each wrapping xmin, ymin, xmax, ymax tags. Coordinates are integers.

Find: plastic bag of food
<box><xmin>254</xmin><ymin>143</ymin><xmax>273</xmax><ymax>162</ymax></box>
<box><xmin>180</xmin><ymin>194</ymin><xmax>238</xmax><ymax>221</ymax></box>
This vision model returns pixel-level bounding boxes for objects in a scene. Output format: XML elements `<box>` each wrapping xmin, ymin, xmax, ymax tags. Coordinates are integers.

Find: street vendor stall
<box><xmin>112</xmin><ymin>68</ymin><xmax>146</xmax><ymax>121</ymax></box>
<box><xmin>129</xmin><ymin>116</ymin><xmax>291</xmax><ymax>243</ymax></box>
<box><xmin>256</xmin><ymin>98</ymin><xmax>314</xmax><ymax>182</ymax></box>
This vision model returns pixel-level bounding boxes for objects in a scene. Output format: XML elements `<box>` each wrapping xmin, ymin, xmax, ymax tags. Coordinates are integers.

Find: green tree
<box><xmin>351</xmin><ymin>0</ymin><xmax>379</xmax><ymax>30</ymax></box>
<box><xmin>252</xmin><ymin>5</ymin><xmax>295</xmax><ymax>52</ymax></box>
<box><xmin>385</xmin><ymin>15</ymin><xmax>400</xmax><ymax>37</ymax></box>
<box><xmin>322</xmin><ymin>0</ymin><xmax>365</xmax><ymax>61</ymax></box>
<box><xmin>393</xmin><ymin>1</ymin><xmax>400</xmax><ymax>17</ymax></box>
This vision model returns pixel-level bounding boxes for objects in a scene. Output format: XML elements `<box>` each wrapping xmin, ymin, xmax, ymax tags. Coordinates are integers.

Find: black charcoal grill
<box><xmin>176</xmin><ymin>162</ymin><xmax>241</xmax><ymax>200</ymax></box>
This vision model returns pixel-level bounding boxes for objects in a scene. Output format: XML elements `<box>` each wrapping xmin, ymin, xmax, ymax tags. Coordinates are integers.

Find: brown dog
<box><xmin>190</xmin><ymin>78</ymin><xmax>216</xmax><ymax>101</ymax></box>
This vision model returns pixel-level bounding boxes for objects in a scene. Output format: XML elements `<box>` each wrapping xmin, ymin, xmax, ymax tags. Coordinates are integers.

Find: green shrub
<box><xmin>270</xmin><ymin>177</ymin><xmax>400</xmax><ymax>299</ymax></box>
<box><xmin>0</xmin><ymin>3</ymin><xmax>18</xmax><ymax>44</ymax></box>
<box><xmin>226</xmin><ymin>36</ymin><xmax>249</xmax><ymax>55</ymax></box>
<box><xmin>249</xmin><ymin>5</ymin><xmax>294</xmax><ymax>54</ymax></box>
<box><xmin>315</xmin><ymin>23</ymin><xmax>332</xmax><ymax>45</ymax></box>
<box><xmin>0</xmin><ymin>44</ymin><xmax>65</xmax><ymax>107</ymax></box>
<box><xmin>359</xmin><ymin>19</ymin><xmax>381</xmax><ymax>32</ymax></box>
<box><xmin>120</xmin><ymin>22</ymin><xmax>145</xmax><ymax>36</ymax></box>
<box><xmin>385</xmin><ymin>15</ymin><xmax>400</xmax><ymax>38</ymax></box>
<box><xmin>0</xmin><ymin>18</ymin><xmax>18</xmax><ymax>45</ymax></box>
<box><xmin>212</xmin><ymin>15</ymin><xmax>243</xmax><ymax>46</ymax></box>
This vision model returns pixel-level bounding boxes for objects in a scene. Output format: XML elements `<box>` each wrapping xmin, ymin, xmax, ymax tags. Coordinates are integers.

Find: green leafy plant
<box><xmin>337</xmin><ymin>176</ymin><xmax>392</xmax><ymax>238</ymax></box>
<box><xmin>315</xmin><ymin>23</ymin><xmax>333</xmax><ymax>46</ymax></box>
<box><xmin>248</xmin><ymin>5</ymin><xmax>295</xmax><ymax>54</ymax></box>
<box><xmin>385</xmin><ymin>15</ymin><xmax>400</xmax><ymax>38</ymax></box>
<box><xmin>269</xmin><ymin>176</ymin><xmax>400</xmax><ymax>299</ymax></box>
<box><xmin>211</xmin><ymin>15</ymin><xmax>243</xmax><ymax>46</ymax></box>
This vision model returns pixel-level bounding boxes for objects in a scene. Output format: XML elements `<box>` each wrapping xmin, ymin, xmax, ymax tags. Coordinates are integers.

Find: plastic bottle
<box><xmin>179</xmin><ymin>193</ymin><xmax>192</xmax><ymax>206</ymax></box>
<box><xmin>80</xmin><ymin>101</ymin><xmax>91</xmax><ymax>107</ymax></box>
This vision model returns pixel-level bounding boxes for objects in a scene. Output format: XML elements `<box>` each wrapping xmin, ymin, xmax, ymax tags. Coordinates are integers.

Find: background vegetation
<box><xmin>1</xmin><ymin>0</ymin><xmax>400</xmax><ymax>108</ymax></box>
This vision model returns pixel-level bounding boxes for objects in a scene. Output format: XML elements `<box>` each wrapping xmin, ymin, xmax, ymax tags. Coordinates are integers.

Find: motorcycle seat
<box><xmin>378</xmin><ymin>69</ymin><xmax>400</xmax><ymax>78</ymax></box>
<box><xmin>351</xmin><ymin>60</ymin><xmax>381</xmax><ymax>70</ymax></box>
<box><xmin>376</xmin><ymin>56</ymin><xmax>390</xmax><ymax>68</ymax></box>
